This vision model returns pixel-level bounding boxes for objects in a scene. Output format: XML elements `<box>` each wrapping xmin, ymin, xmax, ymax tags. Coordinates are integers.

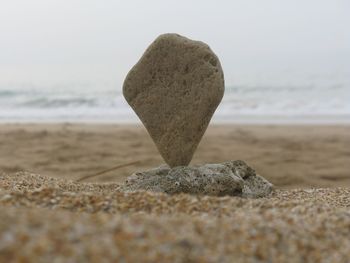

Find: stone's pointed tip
<box><xmin>123</xmin><ymin>33</ymin><xmax>225</xmax><ymax>166</ymax></box>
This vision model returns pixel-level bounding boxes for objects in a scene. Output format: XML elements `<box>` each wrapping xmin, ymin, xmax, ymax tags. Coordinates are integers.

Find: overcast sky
<box><xmin>0</xmin><ymin>0</ymin><xmax>349</xmax><ymax>89</ymax></box>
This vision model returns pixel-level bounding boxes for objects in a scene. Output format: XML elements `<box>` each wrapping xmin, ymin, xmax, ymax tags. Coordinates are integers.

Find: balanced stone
<box><xmin>123</xmin><ymin>33</ymin><xmax>224</xmax><ymax>167</ymax></box>
<box><xmin>122</xmin><ymin>160</ymin><xmax>273</xmax><ymax>198</ymax></box>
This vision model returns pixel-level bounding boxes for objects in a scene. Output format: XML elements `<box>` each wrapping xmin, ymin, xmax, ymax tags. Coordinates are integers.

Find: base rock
<box><xmin>122</xmin><ymin>160</ymin><xmax>273</xmax><ymax>198</ymax></box>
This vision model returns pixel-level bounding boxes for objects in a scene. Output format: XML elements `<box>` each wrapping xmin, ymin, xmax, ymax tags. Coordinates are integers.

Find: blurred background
<box><xmin>0</xmin><ymin>0</ymin><xmax>349</xmax><ymax>123</ymax></box>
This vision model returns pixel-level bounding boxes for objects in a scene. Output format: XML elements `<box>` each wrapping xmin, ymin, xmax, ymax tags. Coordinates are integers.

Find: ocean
<box><xmin>0</xmin><ymin>83</ymin><xmax>349</xmax><ymax>124</ymax></box>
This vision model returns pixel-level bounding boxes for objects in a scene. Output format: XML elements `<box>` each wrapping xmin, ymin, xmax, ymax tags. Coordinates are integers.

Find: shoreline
<box><xmin>0</xmin><ymin>114</ymin><xmax>349</xmax><ymax>125</ymax></box>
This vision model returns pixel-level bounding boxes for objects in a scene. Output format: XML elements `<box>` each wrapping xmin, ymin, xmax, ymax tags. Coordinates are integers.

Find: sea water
<box><xmin>0</xmin><ymin>82</ymin><xmax>349</xmax><ymax>123</ymax></box>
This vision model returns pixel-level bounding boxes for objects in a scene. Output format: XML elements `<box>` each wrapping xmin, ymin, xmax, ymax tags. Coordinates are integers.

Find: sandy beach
<box><xmin>1</xmin><ymin>171</ymin><xmax>350</xmax><ymax>262</ymax></box>
<box><xmin>1</xmin><ymin>123</ymin><xmax>350</xmax><ymax>262</ymax></box>
<box><xmin>0</xmin><ymin>124</ymin><xmax>349</xmax><ymax>188</ymax></box>
<box><xmin>1</xmin><ymin>0</ymin><xmax>349</xmax><ymax>260</ymax></box>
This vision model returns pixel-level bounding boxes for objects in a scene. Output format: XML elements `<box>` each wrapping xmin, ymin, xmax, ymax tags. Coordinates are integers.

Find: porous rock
<box><xmin>123</xmin><ymin>33</ymin><xmax>224</xmax><ymax>167</ymax></box>
<box><xmin>122</xmin><ymin>160</ymin><xmax>273</xmax><ymax>198</ymax></box>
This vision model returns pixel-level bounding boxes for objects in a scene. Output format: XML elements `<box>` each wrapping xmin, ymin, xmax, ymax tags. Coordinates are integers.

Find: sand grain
<box><xmin>1</xmin><ymin>172</ymin><xmax>350</xmax><ymax>262</ymax></box>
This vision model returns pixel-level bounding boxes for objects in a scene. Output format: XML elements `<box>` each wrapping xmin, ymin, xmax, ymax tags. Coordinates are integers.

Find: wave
<box><xmin>0</xmin><ymin>84</ymin><xmax>349</xmax><ymax>122</ymax></box>
<box><xmin>20</xmin><ymin>97</ymin><xmax>100</xmax><ymax>108</ymax></box>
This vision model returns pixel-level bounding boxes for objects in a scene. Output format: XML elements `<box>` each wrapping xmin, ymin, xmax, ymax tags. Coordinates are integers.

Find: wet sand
<box><xmin>0</xmin><ymin>124</ymin><xmax>349</xmax><ymax>188</ymax></box>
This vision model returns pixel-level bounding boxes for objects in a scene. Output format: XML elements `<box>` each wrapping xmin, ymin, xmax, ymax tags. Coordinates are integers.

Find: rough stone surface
<box><xmin>123</xmin><ymin>33</ymin><xmax>224</xmax><ymax>167</ymax></box>
<box><xmin>122</xmin><ymin>160</ymin><xmax>273</xmax><ymax>198</ymax></box>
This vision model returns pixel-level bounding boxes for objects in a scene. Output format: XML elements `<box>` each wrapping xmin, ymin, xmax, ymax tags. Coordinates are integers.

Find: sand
<box><xmin>1</xmin><ymin>172</ymin><xmax>350</xmax><ymax>262</ymax></box>
<box><xmin>1</xmin><ymin>124</ymin><xmax>350</xmax><ymax>262</ymax></box>
<box><xmin>0</xmin><ymin>124</ymin><xmax>349</xmax><ymax>188</ymax></box>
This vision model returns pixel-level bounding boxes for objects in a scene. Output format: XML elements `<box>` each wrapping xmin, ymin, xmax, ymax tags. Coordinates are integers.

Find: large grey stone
<box><xmin>123</xmin><ymin>33</ymin><xmax>224</xmax><ymax>167</ymax></box>
<box><xmin>122</xmin><ymin>160</ymin><xmax>273</xmax><ymax>198</ymax></box>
